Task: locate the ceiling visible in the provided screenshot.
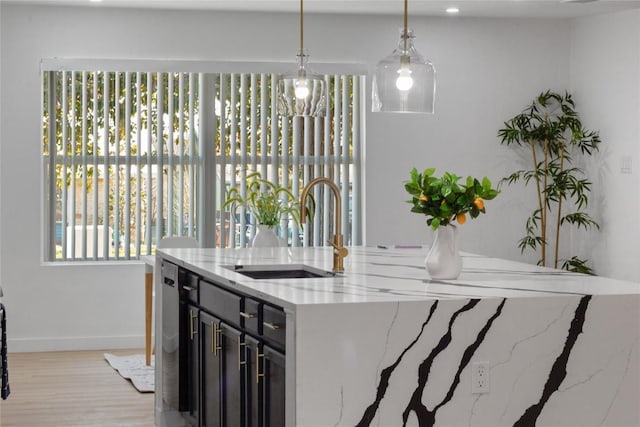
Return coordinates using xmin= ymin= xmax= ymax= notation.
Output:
xmin=7 ymin=0 xmax=640 ymax=19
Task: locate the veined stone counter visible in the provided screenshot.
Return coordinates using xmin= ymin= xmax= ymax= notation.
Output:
xmin=155 ymin=246 xmax=640 ymax=427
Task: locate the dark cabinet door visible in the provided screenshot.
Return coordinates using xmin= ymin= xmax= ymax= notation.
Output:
xmin=184 ymin=304 xmax=200 ymax=426
xmin=243 ymin=335 xmax=262 ymax=427
xmin=175 ymin=275 xmax=287 ymax=427
xmin=200 ymin=314 xmax=248 ymax=427
xmin=263 ymin=345 xmax=285 ymax=427
xmin=200 ymin=312 xmax=222 ymax=427
xmin=220 ymin=323 xmax=244 ymax=427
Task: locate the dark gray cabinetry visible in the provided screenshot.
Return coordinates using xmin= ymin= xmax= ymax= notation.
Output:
xmin=262 ymin=345 xmax=285 ymax=426
xmin=200 ymin=312 xmax=223 ymax=427
xmin=184 ymin=303 xmax=200 ymax=426
xmin=162 ymin=260 xmax=286 ymax=427
xmin=219 ymin=323 xmax=244 ymax=426
xmin=200 ymin=310 xmax=245 ymax=427
xmin=244 ymin=335 xmax=261 ymax=427
xmin=243 ymin=336 xmax=285 ymax=427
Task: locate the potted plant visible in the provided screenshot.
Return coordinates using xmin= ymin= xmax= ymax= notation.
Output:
xmin=498 ymin=90 xmax=600 ymax=274
xmin=223 ymin=172 xmax=302 ymax=247
xmin=404 ymin=168 xmax=499 ymax=279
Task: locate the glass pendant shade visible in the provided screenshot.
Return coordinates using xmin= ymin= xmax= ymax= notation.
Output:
xmin=277 ymin=53 xmax=326 ymax=117
xmin=372 ymin=28 xmax=436 ymax=113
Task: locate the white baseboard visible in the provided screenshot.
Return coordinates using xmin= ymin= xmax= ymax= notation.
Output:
xmin=8 ymin=335 xmax=147 ymax=353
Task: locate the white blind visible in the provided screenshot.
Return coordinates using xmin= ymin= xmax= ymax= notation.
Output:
xmin=42 ymin=68 xmax=364 ymax=261
xmin=217 ymin=73 xmax=364 ymax=248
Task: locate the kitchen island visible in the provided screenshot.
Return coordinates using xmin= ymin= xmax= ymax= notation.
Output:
xmin=154 ymin=246 xmax=640 ymax=427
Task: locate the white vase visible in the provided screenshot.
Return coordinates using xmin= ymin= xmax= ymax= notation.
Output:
xmin=251 ymin=225 xmax=283 ymax=248
xmin=425 ymin=225 xmax=462 ymax=280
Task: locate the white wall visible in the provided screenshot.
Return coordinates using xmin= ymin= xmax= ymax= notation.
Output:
xmin=569 ymin=10 xmax=640 ymax=281
xmin=365 ymin=17 xmax=569 ymax=258
xmin=1 ymin=3 xmax=631 ymax=352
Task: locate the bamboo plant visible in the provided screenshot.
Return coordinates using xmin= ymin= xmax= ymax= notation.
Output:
xmin=498 ymin=90 xmax=601 ymax=274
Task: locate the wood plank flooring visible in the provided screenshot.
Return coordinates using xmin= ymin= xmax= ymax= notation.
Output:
xmin=0 ymin=349 xmax=155 ymax=427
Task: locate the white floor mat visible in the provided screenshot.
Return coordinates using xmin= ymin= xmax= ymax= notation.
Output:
xmin=104 ymin=353 xmax=154 ymax=393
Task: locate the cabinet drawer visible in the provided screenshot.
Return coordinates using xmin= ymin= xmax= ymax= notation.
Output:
xmin=262 ymin=305 xmax=286 ymax=350
xmin=200 ymin=280 xmax=242 ymax=327
xmin=242 ymin=298 xmax=261 ymax=335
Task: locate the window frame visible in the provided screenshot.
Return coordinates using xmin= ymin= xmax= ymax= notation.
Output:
xmin=41 ymin=59 xmax=367 ymax=262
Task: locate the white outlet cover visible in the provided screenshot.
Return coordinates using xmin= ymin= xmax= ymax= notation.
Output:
xmin=471 ymin=361 xmax=490 ymax=394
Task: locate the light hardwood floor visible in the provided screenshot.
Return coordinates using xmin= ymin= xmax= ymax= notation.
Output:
xmin=0 ymin=349 xmax=155 ymax=427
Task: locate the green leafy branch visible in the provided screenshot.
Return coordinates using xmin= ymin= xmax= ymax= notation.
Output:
xmin=404 ymin=168 xmax=499 ymax=230
xmin=498 ymin=90 xmax=601 ymax=274
xmin=223 ymin=172 xmax=304 ymax=228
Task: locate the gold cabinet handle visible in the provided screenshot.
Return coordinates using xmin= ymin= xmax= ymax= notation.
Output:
xmin=211 ymin=322 xmax=216 ymax=355
xmin=238 ymin=340 xmax=246 ymax=370
xmin=239 ymin=311 xmax=256 ymax=319
xmin=256 ymin=350 xmax=264 ymax=384
xmin=183 ymin=285 xmax=195 ymax=292
xmin=189 ymin=310 xmax=198 ymax=340
xmin=263 ymin=321 xmax=280 ymax=330
xmin=212 ymin=323 xmax=222 ymax=356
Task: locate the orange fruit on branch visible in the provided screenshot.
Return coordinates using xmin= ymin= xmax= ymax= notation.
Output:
xmin=473 ymin=197 xmax=485 ymax=210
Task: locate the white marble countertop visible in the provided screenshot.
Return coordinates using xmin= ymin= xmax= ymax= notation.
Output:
xmin=157 ymin=246 xmax=640 ymax=310
xmin=155 ymin=246 xmax=640 ymax=426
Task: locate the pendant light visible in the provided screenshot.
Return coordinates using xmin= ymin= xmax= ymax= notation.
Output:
xmin=372 ymin=0 xmax=436 ymax=113
xmin=277 ymin=0 xmax=326 ymax=117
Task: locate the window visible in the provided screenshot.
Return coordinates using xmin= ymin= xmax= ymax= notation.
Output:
xmin=42 ymin=61 xmax=364 ymax=261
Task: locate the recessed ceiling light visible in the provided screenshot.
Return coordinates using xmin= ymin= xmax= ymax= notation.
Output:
xmin=446 ymin=7 xmax=460 ymax=14
xmin=90 ymin=0 xmax=103 ymax=3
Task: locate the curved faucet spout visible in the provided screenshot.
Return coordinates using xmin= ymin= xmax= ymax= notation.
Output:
xmin=300 ymin=177 xmax=348 ymax=272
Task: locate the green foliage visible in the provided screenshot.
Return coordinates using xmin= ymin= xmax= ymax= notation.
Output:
xmin=498 ymin=90 xmax=601 ymax=273
xmin=561 ymin=256 xmax=596 ymax=276
xmin=223 ymin=172 xmax=303 ymax=228
xmin=404 ymin=168 xmax=499 ymax=229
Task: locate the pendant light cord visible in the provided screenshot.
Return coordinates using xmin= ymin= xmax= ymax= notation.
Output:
xmin=299 ymin=0 xmax=304 ymax=56
xmin=403 ymin=0 xmax=408 ymax=52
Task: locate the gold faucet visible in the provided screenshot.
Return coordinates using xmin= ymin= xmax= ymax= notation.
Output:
xmin=299 ymin=177 xmax=349 ymax=273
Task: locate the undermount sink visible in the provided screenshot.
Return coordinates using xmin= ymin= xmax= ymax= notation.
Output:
xmin=226 ymin=264 xmax=337 ymax=280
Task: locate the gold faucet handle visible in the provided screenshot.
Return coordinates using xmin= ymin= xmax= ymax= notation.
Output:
xmin=327 ymin=239 xmax=348 ymax=258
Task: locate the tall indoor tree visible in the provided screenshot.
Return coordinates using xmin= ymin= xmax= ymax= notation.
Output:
xmin=498 ymin=90 xmax=601 ymax=274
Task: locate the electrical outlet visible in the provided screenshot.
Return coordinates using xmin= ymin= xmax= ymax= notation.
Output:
xmin=471 ymin=361 xmax=490 ymax=394
xmin=621 ymin=156 xmax=633 ymax=174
